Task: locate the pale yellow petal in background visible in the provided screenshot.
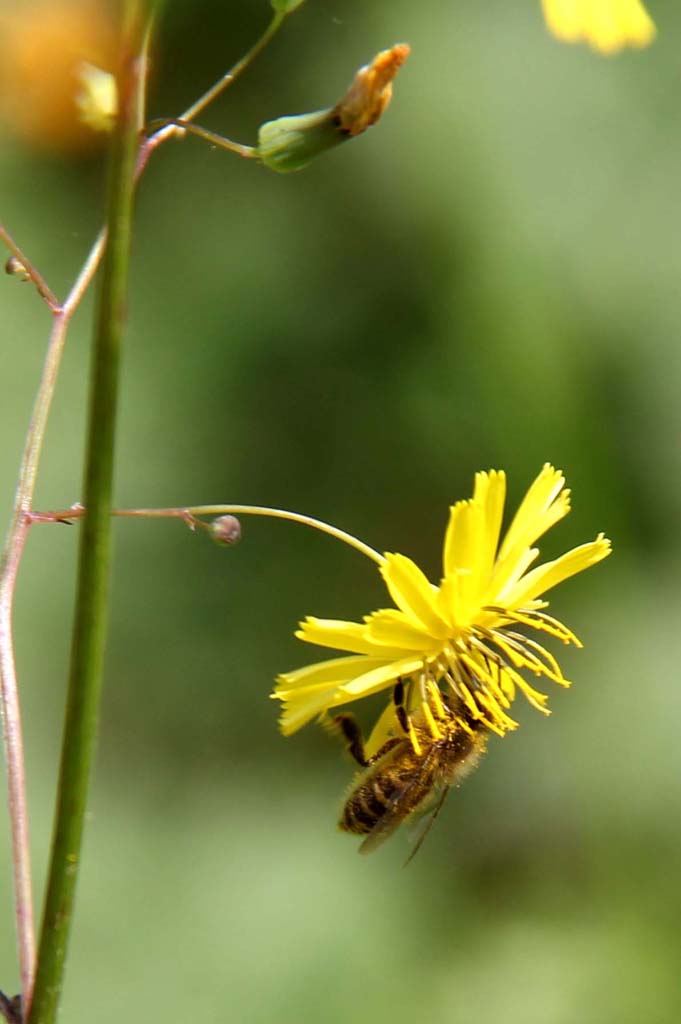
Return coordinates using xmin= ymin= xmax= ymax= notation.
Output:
xmin=542 ymin=0 xmax=656 ymax=53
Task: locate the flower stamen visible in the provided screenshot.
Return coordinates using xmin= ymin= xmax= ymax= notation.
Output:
xmin=421 ymin=699 xmax=443 ymax=740
xmin=273 ymin=466 xmax=611 ymax=749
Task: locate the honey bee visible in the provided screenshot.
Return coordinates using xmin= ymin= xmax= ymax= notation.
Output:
xmin=332 ymin=680 xmax=486 ymax=860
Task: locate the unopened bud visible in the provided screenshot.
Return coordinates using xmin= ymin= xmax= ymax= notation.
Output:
xmin=75 ymin=62 xmax=117 ymax=132
xmin=5 ymin=256 xmax=30 ymax=281
xmin=257 ymin=43 xmax=410 ymax=173
xmin=210 ymin=515 xmax=242 ymax=547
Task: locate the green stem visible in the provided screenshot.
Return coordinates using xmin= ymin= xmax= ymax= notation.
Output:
xmin=146 ymin=119 xmax=256 ymax=159
xmin=29 ymin=503 xmax=387 ymax=567
xmin=179 ymin=11 xmax=285 ymax=122
xmin=27 ymin=5 xmax=145 ymax=1022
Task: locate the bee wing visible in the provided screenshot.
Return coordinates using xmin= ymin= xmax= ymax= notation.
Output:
xmin=358 ymin=748 xmax=439 ymax=856
xmin=402 ymin=785 xmax=451 ymax=867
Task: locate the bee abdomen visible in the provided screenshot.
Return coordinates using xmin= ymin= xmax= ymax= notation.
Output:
xmin=339 ymin=775 xmax=399 ymax=835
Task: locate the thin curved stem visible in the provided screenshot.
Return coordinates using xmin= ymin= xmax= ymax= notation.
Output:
xmin=31 ymin=503 xmax=387 ymax=567
xmin=0 ymin=304 xmax=75 ymax=1000
xmin=179 ymin=10 xmax=286 ymax=123
xmin=146 ymin=119 xmax=256 ymax=159
xmin=0 ymin=518 xmax=32 ymax=1005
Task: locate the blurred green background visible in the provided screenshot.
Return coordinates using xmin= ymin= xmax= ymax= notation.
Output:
xmin=1 ymin=0 xmax=680 ymax=1021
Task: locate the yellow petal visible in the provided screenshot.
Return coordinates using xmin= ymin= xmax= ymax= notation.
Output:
xmin=472 ymin=469 xmax=507 ymax=584
xmin=380 ymin=553 xmax=450 ymax=637
xmin=275 ymin=654 xmax=386 ymax=691
xmin=295 ymin=617 xmax=404 ymax=657
xmin=506 ymin=534 xmax=612 ymax=607
xmin=498 ymin=464 xmax=568 ymax=561
xmin=364 ymin=699 xmax=402 ymax=760
xmin=483 ymin=545 xmax=540 ymax=611
xmin=278 ymin=686 xmax=343 ymax=734
xmin=541 ymin=0 xmax=656 ymax=54
xmin=443 ymin=470 xmax=508 ymax=618
xmin=339 ymin=654 xmax=426 ymax=698
xmin=443 ymin=499 xmax=475 ymax=579
xmin=365 ymin=608 xmax=440 ymax=651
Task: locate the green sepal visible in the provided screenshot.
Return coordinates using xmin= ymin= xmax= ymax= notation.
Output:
xmin=256 ymin=108 xmax=345 ymax=173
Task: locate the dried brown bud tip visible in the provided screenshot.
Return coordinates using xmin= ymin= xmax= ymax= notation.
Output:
xmin=334 ymin=43 xmax=411 ymax=137
xmin=210 ymin=515 xmax=242 ymax=547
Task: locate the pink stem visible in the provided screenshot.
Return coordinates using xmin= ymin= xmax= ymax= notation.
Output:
xmin=0 ymin=517 xmax=32 ymax=1002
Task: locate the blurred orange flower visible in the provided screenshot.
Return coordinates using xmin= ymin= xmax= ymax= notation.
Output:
xmin=0 ymin=0 xmax=117 ymax=153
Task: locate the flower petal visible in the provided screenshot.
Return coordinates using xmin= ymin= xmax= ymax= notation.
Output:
xmin=542 ymin=0 xmax=656 ymax=53
xmin=498 ymin=464 xmax=568 ymax=560
xmin=443 ymin=470 xmax=508 ymax=618
xmin=277 ymin=686 xmax=344 ymax=735
xmin=505 ymin=534 xmax=612 ymax=607
xmin=295 ymin=617 xmax=404 ymax=657
xmin=365 ymin=608 xmax=440 ymax=651
xmin=380 ymin=553 xmax=450 ymax=637
xmin=339 ymin=654 xmax=426 ymax=698
xmin=275 ymin=654 xmax=386 ymax=690
xmin=364 ymin=699 xmax=402 ymax=760
xmin=473 ymin=469 xmax=507 ymax=584
xmin=274 ymin=654 xmax=393 ymax=734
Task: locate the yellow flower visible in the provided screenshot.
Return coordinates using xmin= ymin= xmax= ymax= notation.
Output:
xmin=541 ymin=0 xmax=656 ymax=54
xmin=273 ymin=465 xmax=611 ymax=753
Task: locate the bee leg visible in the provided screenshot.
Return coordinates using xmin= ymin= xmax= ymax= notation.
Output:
xmin=333 ymin=713 xmax=369 ymax=767
xmin=393 ymin=679 xmax=409 ymax=735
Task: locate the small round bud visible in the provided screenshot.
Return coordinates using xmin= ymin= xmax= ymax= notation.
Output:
xmin=210 ymin=515 xmax=242 ymax=547
xmin=5 ymin=256 xmax=30 ymax=281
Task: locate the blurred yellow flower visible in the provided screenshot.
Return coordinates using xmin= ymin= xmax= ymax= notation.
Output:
xmin=541 ymin=0 xmax=656 ymax=53
xmin=273 ymin=465 xmax=610 ymax=753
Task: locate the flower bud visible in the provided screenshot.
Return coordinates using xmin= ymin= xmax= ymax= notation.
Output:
xmin=75 ymin=62 xmax=117 ymax=132
xmin=257 ymin=43 xmax=410 ymax=173
xmin=4 ymin=256 xmax=30 ymax=281
xmin=210 ymin=515 xmax=242 ymax=547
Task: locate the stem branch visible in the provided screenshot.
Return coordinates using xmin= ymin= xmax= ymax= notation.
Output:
xmin=180 ymin=11 xmax=285 ymax=123
xmin=30 ymin=503 xmax=387 ymax=567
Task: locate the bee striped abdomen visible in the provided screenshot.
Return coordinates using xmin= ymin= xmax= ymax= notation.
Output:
xmin=340 ymin=771 xmax=404 ymax=835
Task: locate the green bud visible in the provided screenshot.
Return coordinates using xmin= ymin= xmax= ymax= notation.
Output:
xmin=256 ymin=44 xmax=410 ymax=174
xmin=257 ymin=108 xmax=344 ymax=173
xmin=271 ymin=0 xmax=306 ymax=13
